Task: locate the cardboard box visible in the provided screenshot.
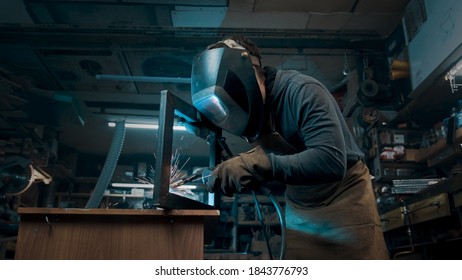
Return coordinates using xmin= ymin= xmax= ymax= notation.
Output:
xmin=404 ymin=148 xmax=419 ymax=162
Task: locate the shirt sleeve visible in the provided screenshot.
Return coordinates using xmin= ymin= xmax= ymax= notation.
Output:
xmin=269 ymin=82 xmax=347 ymax=185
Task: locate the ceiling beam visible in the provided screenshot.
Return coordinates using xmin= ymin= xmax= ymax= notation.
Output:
xmin=0 ymin=24 xmax=386 ymax=51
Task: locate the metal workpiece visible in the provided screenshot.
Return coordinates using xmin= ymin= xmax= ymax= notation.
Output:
xmin=153 ymin=90 xmax=220 ymax=210
xmin=169 ymin=173 xmax=201 ymax=189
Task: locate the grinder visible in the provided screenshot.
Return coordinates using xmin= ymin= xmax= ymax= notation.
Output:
xmin=0 ymin=156 xmax=52 ymax=196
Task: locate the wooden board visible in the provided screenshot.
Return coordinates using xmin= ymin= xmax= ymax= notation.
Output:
xmin=15 ymin=208 xmax=219 ymax=260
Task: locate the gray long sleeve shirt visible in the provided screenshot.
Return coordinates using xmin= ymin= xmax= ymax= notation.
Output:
xmin=263 ymin=67 xmax=364 ymax=189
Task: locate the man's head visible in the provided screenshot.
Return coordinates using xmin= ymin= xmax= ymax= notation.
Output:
xmin=206 ymin=35 xmax=262 ymax=67
xmin=190 ymin=35 xmax=264 ymax=142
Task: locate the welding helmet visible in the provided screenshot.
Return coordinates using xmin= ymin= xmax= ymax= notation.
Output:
xmin=191 ymin=41 xmax=263 ymax=142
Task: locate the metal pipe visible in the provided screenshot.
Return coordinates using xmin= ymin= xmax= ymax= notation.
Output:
xmin=95 ymin=74 xmax=191 ymax=84
xmin=85 ymin=120 xmax=126 ymax=208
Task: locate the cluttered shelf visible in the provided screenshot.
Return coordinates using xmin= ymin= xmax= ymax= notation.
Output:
xmin=372 ymin=124 xmax=462 ymax=183
xmin=379 ymin=173 xmax=462 ymax=217
xmin=375 ymin=127 xmax=462 ymax=226
xmin=375 ymin=125 xmax=462 ymax=247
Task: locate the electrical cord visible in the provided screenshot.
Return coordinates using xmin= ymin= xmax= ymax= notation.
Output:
xmin=204 ymin=171 xmax=287 ymax=259
xmin=259 ymin=186 xmax=286 ymax=260
xmin=212 ymin=137 xmax=286 ymax=259
xmin=252 ymin=190 xmax=273 ymax=260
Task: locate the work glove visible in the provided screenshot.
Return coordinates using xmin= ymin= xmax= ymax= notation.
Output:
xmin=207 ymin=146 xmax=272 ymax=196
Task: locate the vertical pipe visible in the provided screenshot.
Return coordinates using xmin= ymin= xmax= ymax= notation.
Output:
xmin=85 ymin=120 xmax=125 ymax=208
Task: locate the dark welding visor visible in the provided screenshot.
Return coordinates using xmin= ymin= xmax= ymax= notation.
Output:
xmin=191 ymin=47 xmax=263 ymax=142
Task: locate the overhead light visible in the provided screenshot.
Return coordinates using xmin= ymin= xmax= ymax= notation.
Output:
xmin=108 ymin=122 xmax=186 ymax=131
xmin=111 ymin=183 xmax=197 ymax=190
xmin=111 ymin=183 xmax=153 ymax=188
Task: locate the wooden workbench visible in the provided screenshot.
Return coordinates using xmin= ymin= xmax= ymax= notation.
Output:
xmin=15 ymin=207 xmax=219 ymax=260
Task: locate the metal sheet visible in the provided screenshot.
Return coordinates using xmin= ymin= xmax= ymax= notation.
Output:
xmin=153 ymin=90 xmax=218 ymax=209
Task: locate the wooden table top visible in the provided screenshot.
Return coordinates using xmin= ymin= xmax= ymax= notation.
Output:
xmin=17 ymin=207 xmax=220 ymax=217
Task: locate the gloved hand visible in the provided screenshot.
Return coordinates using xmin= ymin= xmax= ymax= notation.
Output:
xmin=207 ymin=146 xmax=272 ymax=196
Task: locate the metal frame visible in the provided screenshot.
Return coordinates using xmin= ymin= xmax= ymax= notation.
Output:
xmin=153 ymin=90 xmax=220 ymax=209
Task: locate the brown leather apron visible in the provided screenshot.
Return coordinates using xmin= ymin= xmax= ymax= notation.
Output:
xmin=253 ymin=123 xmax=389 ymax=259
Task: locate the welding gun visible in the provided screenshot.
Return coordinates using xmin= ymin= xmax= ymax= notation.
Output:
xmin=200 ymin=168 xmax=216 ymax=193
xmin=169 ymin=167 xmax=216 ymax=189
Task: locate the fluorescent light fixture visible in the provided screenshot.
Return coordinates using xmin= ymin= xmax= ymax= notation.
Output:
xmin=111 ymin=182 xmax=197 ymax=190
xmin=108 ymin=122 xmax=186 ymax=131
xmin=111 ymin=183 xmax=153 ymax=188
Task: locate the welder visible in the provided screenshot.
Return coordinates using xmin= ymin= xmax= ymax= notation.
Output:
xmin=190 ymin=35 xmax=389 ymax=259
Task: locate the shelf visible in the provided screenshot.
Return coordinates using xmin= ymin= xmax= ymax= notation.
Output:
xmin=427 ymin=145 xmax=462 ymax=168
xmin=237 ymin=221 xmax=281 ymax=226
xmin=368 ymin=125 xmax=430 ymax=182
xmin=372 ymin=155 xmax=432 ymax=183
xmin=414 ymin=127 xmax=462 ymax=168
xmin=104 ymin=194 xmax=145 ymax=198
xmin=392 ymin=42 xmax=462 ymax=125
xmin=379 ymin=173 xmax=462 ymax=213
xmin=380 ymin=161 xmax=427 ymax=168
xmin=371 ymin=125 xmax=462 ymax=182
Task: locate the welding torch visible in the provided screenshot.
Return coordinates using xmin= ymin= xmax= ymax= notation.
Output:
xmin=169 ymin=168 xmax=215 ymax=189
xmin=170 ymin=164 xmax=285 ymax=259
xmin=168 ymin=135 xmax=230 ymax=189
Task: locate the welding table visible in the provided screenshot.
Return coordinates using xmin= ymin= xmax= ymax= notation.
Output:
xmin=15 ymin=207 xmax=219 ymax=259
